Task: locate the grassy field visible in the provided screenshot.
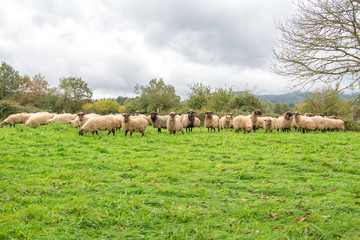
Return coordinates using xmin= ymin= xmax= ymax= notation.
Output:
xmin=0 ymin=123 xmax=359 ymax=239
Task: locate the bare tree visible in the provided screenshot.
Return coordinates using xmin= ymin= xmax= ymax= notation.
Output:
xmin=271 ymin=0 xmax=360 ymax=91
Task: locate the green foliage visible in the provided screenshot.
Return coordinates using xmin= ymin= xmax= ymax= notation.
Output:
xmin=57 ymin=77 xmax=93 ymax=112
xmin=273 ymin=102 xmax=291 ymax=114
xmin=0 ymin=125 xmax=359 ymax=239
xmin=0 ymin=99 xmax=41 ymax=120
xmin=297 ymin=84 xmax=351 ymax=118
xmin=206 ymin=87 xmax=235 ymax=112
xmin=0 ymin=61 xmax=21 ymax=100
xmin=82 ymin=103 xmax=94 ymax=113
xmin=186 ymin=82 xmax=212 ymax=110
xmin=344 ymin=121 xmax=360 ymax=132
xmin=93 ymin=99 xmax=120 ymax=114
xmin=134 ymin=78 xmax=180 ymax=113
xmin=232 ymin=91 xmax=263 ymax=112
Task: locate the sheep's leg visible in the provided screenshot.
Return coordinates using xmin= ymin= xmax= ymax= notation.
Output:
xmin=142 ymin=132 xmax=144 ymax=137
xmin=158 ymin=128 xmax=161 ymax=133
xmin=107 ymin=131 xmax=111 ymax=135
xmin=130 ymin=132 xmax=133 ymax=136
xmin=125 ymin=131 xmax=128 ymax=136
xmin=181 ymin=130 xmax=184 ymax=135
xmin=112 ymin=129 xmax=115 ymax=136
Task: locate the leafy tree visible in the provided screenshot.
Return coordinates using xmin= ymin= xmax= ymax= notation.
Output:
xmin=206 ymin=87 xmax=235 ymax=112
xmin=57 ymin=77 xmax=93 ymax=112
xmin=82 ymin=103 xmax=94 ymax=113
xmin=232 ymin=91 xmax=263 ymax=112
xmin=116 ymin=96 xmax=132 ymax=105
xmin=17 ymin=74 xmax=48 ymax=106
xmin=273 ymin=102 xmax=291 ymax=114
xmin=0 ymin=62 xmax=21 ymax=100
xmin=134 ymin=78 xmax=180 ymax=112
xmin=93 ymin=99 xmax=120 ymax=114
xmin=35 ymin=87 xmax=61 ymax=112
xmin=297 ymin=84 xmax=350 ymax=118
xmin=272 ymin=0 xmax=360 ymax=91
xmin=186 ymin=82 xmax=212 ymax=110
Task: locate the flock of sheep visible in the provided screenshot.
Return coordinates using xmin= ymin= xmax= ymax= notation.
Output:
xmin=1 ymin=109 xmax=346 ymax=136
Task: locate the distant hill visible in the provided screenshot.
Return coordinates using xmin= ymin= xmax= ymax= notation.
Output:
xmin=257 ymin=92 xmax=304 ymax=104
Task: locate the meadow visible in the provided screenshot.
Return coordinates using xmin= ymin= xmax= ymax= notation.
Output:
xmin=0 ymin=123 xmax=359 ymax=239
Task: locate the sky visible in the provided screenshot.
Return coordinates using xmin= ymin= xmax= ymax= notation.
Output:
xmin=0 ymin=0 xmax=295 ymax=99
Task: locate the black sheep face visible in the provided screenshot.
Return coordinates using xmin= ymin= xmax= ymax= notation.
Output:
xmin=170 ymin=113 xmax=176 ymax=118
xmin=150 ymin=112 xmax=158 ymax=120
xmin=206 ymin=112 xmax=213 ymax=118
xmin=77 ymin=112 xmax=85 ymax=120
xmin=122 ymin=113 xmax=130 ymax=121
xmin=254 ymin=110 xmax=262 ymax=116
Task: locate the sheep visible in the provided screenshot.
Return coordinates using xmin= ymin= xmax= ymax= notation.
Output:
xmin=291 ymin=117 xmax=298 ymax=131
xmin=220 ymin=113 xmax=234 ymax=130
xmin=263 ymin=118 xmax=273 ymax=133
xmin=112 ymin=114 xmax=124 ymax=130
xmin=71 ymin=113 xmax=100 ymax=128
xmin=331 ymin=118 xmax=345 ymax=132
xmin=204 ymin=111 xmax=220 ymax=132
xmin=79 ymin=115 xmax=118 ymax=136
xmin=166 ymin=112 xmax=184 ymax=134
xmin=304 ymin=113 xmax=313 ymax=117
xmin=293 ymin=112 xmax=316 ymax=133
xmin=276 ymin=112 xmax=293 ymax=132
xmin=248 ymin=110 xmax=262 ymax=132
xmin=46 ymin=113 xmax=77 ymax=124
xmin=150 ymin=111 xmax=169 ymax=133
xmin=233 ymin=115 xmax=253 ymax=133
xmin=180 ymin=110 xmax=196 ymax=132
xmin=194 ymin=117 xmax=201 ymax=128
xmin=24 ymin=112 xmax=55 ymax=127
xmin=121 ymin=113 xmax=148 ymax=137
xmin=256 ymin=117 xmax=266 ymax=130
xmin=1 ymin=113 xmax=32 ymax=127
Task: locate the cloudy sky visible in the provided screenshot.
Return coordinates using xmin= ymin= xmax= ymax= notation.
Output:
xmin=0 ymin=0 xmax=295 ymax=99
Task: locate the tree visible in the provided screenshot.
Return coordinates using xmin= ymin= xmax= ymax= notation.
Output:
xmin=206 ymin=87 xmax=235 ymax=112
xmin=186 ymin=82 xmax=212 ymax=110
xmin=0 ymin=62 xmax=21 ymax=100
xmin=134 ymin=78 xmax=180 ymax=112
xmin=93 ymin=99 xmax=120 ymax=114
xmin=296 ymin=84 xmax=351 ymax=118
xmin=17 ymin=74 xmax=48 ymax=106
xmin=272 ymin=0 xmax=360 ymax=91
xmin=232 ymin=91 xmax=263 ymax=112
xmin=57 ymin=77 xmax=93 ymax=112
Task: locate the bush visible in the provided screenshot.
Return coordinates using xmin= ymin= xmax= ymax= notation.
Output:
xmin=344 ymin=121 xmax=360 ymax=132
xmin=0 ymin=100 xmax=41 ymax=120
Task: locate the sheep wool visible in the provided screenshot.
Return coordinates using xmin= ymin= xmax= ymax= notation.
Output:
xmin=233 ymin=116 xmax=253 ymax=133
xmin=121 ymin=113 xmax=148 ymax=137
xmin=204 ymin=111 xmax=220 ymax=132
xmin=263 ymin=118 xmax=273 ymax=133
xmin=294 ymin=112 xmax=316 ymax=133
xmin=79 ymin=115 xmax=118 ymax=136
xmin=180 ymin=110 xmax=196 ymax=132
xmin=1 ymin=113 xmax=32 ymax=127
xmin=276 ymin=112 xmax=292 ymax=132
xmin=47 ymin=113 xmax=77 ymax=124
xmin=167 ymin=112 xmax=184 ymax=134
xmin=25 ymin=112 xmax=54 ymax=127
xmin=150 ymin=111 xmax=169 ymax=133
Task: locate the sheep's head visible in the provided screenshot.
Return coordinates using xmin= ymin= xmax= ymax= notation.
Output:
xmin=253 ymin=109 xmax=262 ymax=117
xmin=228 ymin=113 xmax=234 ymax=119
xmin=264 ymin=118 xmax=272 ymax=126
xmin=187 ymin=110 xmax=195 ymax=121
xmin=1 ymin=121 xmax=6 ymax=127
xmin=205 ymin=111 xmax=213 ymax=119
xmin=122 ymin=113 xmax=131 ymax=122
xmin=294 ymin=112 xmax=301 ymax=118
xmin=284 ymin=111 xmax=292 ymax=120
xmin=225 ymin=115 xmax=231 ymax=123
xmin=77 ymin=112 xmax=85 ymax=120
xmin=134 ymin=110 xmax=140 ymax=116
xmin=79 ymin=128 xmax=85 ymax=135
xmin=304 ymin=113 xmax=313 ymax=117
xmin=169 ymin=112 xmax=177 ymax=119
xmin=150 ymin=111 xmax=158 ymax=120
xmin=246 ymin=126 xmax=252 ymax=133
xmin=317 ymin=113 xmax=324 ymax=117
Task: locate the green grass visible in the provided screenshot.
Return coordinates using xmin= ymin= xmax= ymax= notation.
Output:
xmin=0 ymin=123 xmax=359 ymax=239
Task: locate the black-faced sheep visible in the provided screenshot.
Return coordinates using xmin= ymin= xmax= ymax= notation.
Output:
xmin=233 ymin=110 xmax=262 ymax=133
xmin=150 ymin=111 xmax=169 ymax=133
xmin=121 ymin=113 xmax=148 ymax=137
xmin=180 ymin=110 xmax=196 ymax=132
xmin=167 ymin=112 xmax=184 ymax=134
xmin=1 ymin=113 xmax=32 ymax=127
xmin=249 ymin=109 xmax=262 ymax=131
xmin=276 ymin=112 xmax=293 ymax=132
xmin=204 ymin=111 xmax=220 ymax=132
xmin=294 ymin=112 xmax=316 ymax=133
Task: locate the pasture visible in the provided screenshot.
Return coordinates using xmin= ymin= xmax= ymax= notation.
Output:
xmin=0 ymin=124 xmax=359 ymax=239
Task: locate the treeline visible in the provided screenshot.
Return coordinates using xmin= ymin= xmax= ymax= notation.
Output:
xmin=1 ymin=61 xmax=358 ymax=120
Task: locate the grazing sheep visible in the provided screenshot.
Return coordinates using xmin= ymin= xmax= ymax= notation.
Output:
xmin=293 ymin=112 xmax=316 ymax=133
xmin=233 ymin=115 xmax=253 ymax=133
xmin=180 ymin=110 xmax=196 ymax=132
xmin=220 ymin=113 xmax=234 ymax=130
xmin=24 ymin=112 xmax=55 ymax=127
xmin=46 ymin=113 xmax=77 ymax=124
xmin=194 ymin=117 xmax=201 ymax=128
xmin=276 ymin=112 xmax=293 ymax=132
xmin=1 ymin=113 xmax=32 ymax=127
xmin=167 ymin=112 xmax=184 ymax=134
xmin=263 ymin=118 xmax=273 ymax=133
xmin=79 ymin=115 xmax=118 ymax=136
xmin=71 ymin=113 xmax=100 ymax=128
xmin=204 ymin=111 xmax=220 ymax=132
xmin=121 ymin=113 xmax=148 ymax=137
xmin=331 ymin=118 xmax=345 ymax=132
xmin=150 ymin=112 xmax=169 ymax=133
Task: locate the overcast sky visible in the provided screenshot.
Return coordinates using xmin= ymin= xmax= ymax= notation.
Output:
xmin=0 ymin=0 xmax=295 ymax=99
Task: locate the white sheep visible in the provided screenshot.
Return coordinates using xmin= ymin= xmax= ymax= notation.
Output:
xmin=293 ymin=112 xmax=316 ymax=133
xmin=1 ymin=113 xmax=32 ymax=127
xmin=276 ymin=112 xmax=293 ymax=132
xmin=248 ymin=110 xmax=262 ymax=132
xmin=204 ymin=111 xmax=220 ymax=132
xmin=233 ymin=115 xmax=253 ymax=133
xmin=78 ymin=115 xmax=119 ymax=135
xmin=167 ymin=112 xmax=184 ymax=134
xmin=121 ymin=113 xmax=148 ymax=137
xmin=219 ymin=113 xmax=234 ymax=130
xmin=150 ymin=111 xmax=169 ymax=133
xmin=263 ymin=118 xmax=273 ymax=133
xmin=46 ymin=113 xmax=77 ymax=124
xmin=71 ymin=113 xmax=100 ymax=128
xmin=24 ymin=112 xmax=55 ymax=127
